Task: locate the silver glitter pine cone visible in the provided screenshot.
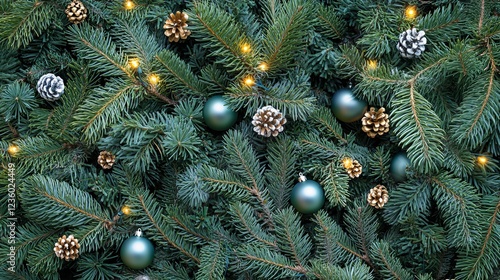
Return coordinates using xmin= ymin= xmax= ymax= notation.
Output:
xmin=37 ymin=73 xmax=65 ymax=101
xmin=251 ymin=105 xmax=287 ymax=137
xmin=397 ymin=28 xmax=427 ymax=58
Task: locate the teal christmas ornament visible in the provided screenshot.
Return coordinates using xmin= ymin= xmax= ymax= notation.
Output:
xmin=203 ymin=95 xmax=238 ymax=131
xmin=290 ymin=173 xmax=325 ymax=214
xmin=331 ymin=87 xmax=367 ymax=123
xmin=120 ymin=229 xmax=154 ymax=270
xmin=390 ymin=152 xmax=411 ymax=182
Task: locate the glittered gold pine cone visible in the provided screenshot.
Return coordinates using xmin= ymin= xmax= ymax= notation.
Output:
xmin=65 ymin=0 xmax=88 ymax=24
xmin=343 ymin=158 xmax=362 ymax=178
xmin=367 ymin=185 xmax=389 ymax=209
xmin=163 ymin=11 xmax=191 ymax=42
xmin=252 ymin=105 xmax=287 ymax=137
xmin=54 ymin=235 xmax=80 ymax=261
xmin=362 ymin=107 xmax=390 ymax=138
xmin=98 ymin=151 xmax=116 ymax=169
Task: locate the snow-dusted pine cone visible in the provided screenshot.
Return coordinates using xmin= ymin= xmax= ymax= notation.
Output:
xmin=37 ymin=74 xmax=65 ymax=101
xmin=396 ymin=28 xmax=427 ymax=58
xmin=135 ymin=276 xmax=150 ymax=280
xmin=54 ymin=235 xmax=80 ymax=261
xmin=65 ymin=0 xmax=88 ymax=24
xmin=252 ymin=105 xmax=287 ymax=137
xmin=98 ymin=151 xmax=116 ymax=169
xmin=361 ymin=107 xmax=390 ymax=138
xmin=343 ymin=158 xmax=362 ymax=178
xmin=367 ymin=185 xmax=389 ymax=209
xmin=163 ymin=11 xmax=191 ymax=42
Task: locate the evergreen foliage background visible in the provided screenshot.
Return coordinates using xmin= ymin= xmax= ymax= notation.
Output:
xmin=0 ymin=0 xmax=499 ymax=279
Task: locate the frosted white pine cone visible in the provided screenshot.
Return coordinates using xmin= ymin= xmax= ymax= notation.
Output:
xmin=251 ymin=105 xmax=287 ymax=137
xmin=396 ymin=28 xmax=427 ymax=58
xmin=37 ymin=73 xmax=65 ymax=101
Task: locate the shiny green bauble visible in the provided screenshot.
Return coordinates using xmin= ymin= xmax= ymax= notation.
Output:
xmin=290 ymin=180 xmax=325 ymax=214
xmin=390 ymin=152 xmax=411 ymax=182
xmin=120 ymin=231 xmax=154 ymax=270
xmin=331 ymin=88 xmax=367 ymax=123
xmin=203 ymin=95 xmax=238 ymax=131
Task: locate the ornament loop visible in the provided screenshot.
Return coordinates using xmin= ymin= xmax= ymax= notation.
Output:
xmin=135 ymin=228 xmax=143 ymax=237
xmin=298 ymin=173 xmax=307 ymax=182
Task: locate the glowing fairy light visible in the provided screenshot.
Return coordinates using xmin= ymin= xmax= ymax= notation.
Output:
xmin=124 ymin=0 xmax=135 ymax=10
xmin=7 ymin=144 xmax=19 ymax=156
xmin=243 ymin=76 xmax=255 ymax=87
xmin=405 ymin=5 xmax=417 ymax=19
xmin=128 ymin=58 xmax=140 ymax=70
xmin=147 ymin=74 xmax=159 ymax=85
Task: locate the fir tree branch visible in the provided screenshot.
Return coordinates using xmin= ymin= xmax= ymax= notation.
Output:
xmin=274 ymin=208 xmax=312 ymax=267
xmin=466 ymin=41 xmax=497 ymax=139
xmin=243 ymin=254 xmax=307 ymax=274
xmin=263 ymin=1 xmax=306 ymax=73
xmin=170 ymin=216 xmax=214 ymax=243
xmin=465 ymin=199 xmax=499 ymax=278
xmin=230 ymin=203 xmax=278 ymax=249
xmin=478 ymin=0 xmax=485 ymax=32
xmin=137 ymin=194 xmax=201 ymax=264
xmin=223 ymin=131 xmax=274 ymax=228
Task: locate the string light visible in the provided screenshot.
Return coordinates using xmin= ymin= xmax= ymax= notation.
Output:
xmin=258 ymin=62 xmax=268 ymax=72
xmin=477 ymin=156 xmax=488 ymax=166
xmin=366 ymin=59 xmax=378 ymax=70
xmin=7 ymin=144 xmax=19 ymax=156
xmin=240 ymin=43 xmax=251 ymax=54
xmin=124 ymin=0 xmax=135 ymax=10
xmin=128 ymin=58 xmax=140 ymax=70
xmin=342 ymin=157 xmax=354 ymax=169
xmin=121 ymin=205 xmax=132 ymax=215
xmin=405 ymin=5 xmax=417 ymax=19
xmin=147 ymin=74 xmax=159 ymax=85
xmin=243 ymin=76 xmax=255 ymax=87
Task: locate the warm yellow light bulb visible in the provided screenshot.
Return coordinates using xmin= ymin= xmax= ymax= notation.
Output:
xmin=342 ymin=158 xmax=354 ymax=169
xmin=367 ymin=59 xmax=378 ymax=70
xmin=258 ymin=62 xmax=268 ymax=72
xmin=124 ymin=0 xmax=135 ymax=10
xmin=128 ymin=58 xmax=140 ymax=70
xmin=405 ymin=5 xmax=417 ymax=19
xmin=121 ymin=205 xmax=132 ymax=215
xmin=148 ymin=74 xmax=159 ymax=85
xmin=477 ymin=156 xmax=488 ymax=166
xmin=240 ymin=43 xmax=251 ymax=54
xmin=7 ymin=144 xmax=19 ymax=156
xmin=243 ymin=76 xmax=255 ymax=87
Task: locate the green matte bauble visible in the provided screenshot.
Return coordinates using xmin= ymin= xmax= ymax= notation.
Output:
xmin=290 ymin=174 xmax=325 ymax=214
xmin=390 ymin=152 xmax=411 ymax=182
xmin=120 ymin=229 xmax=154 ymax=270
xmin=203 ymin=95 xmax=238 ymax=131
xmin=331 ymin=88 xmax=367 ymax=123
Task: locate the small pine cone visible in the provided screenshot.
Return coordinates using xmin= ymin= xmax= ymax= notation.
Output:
xmin=54 ymin=235 xmax=81 ymax=261
xmin=343 ymin=158 xmax=362 ymax=178
xmin=362 ymin=107 xmax=390 ymax=138
xmin=163 ymin=11 xmax=191 ymax=42
xmin=135 ymin=276 xmax=150 ymax=280
xmin=396 ymin=28 xmax=427 ymax=58
xmin=37 ymin=74 xmax=65 ymax=101
xmin=251 ymin=105 xmax=287 ymax=137
xmin=65 ymin=0 xmax=88 ymax=24
xmin=98 ymin=151 xmax=116 ymax=169
xmin=367 ymin=185 xmax=389 ymax=209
